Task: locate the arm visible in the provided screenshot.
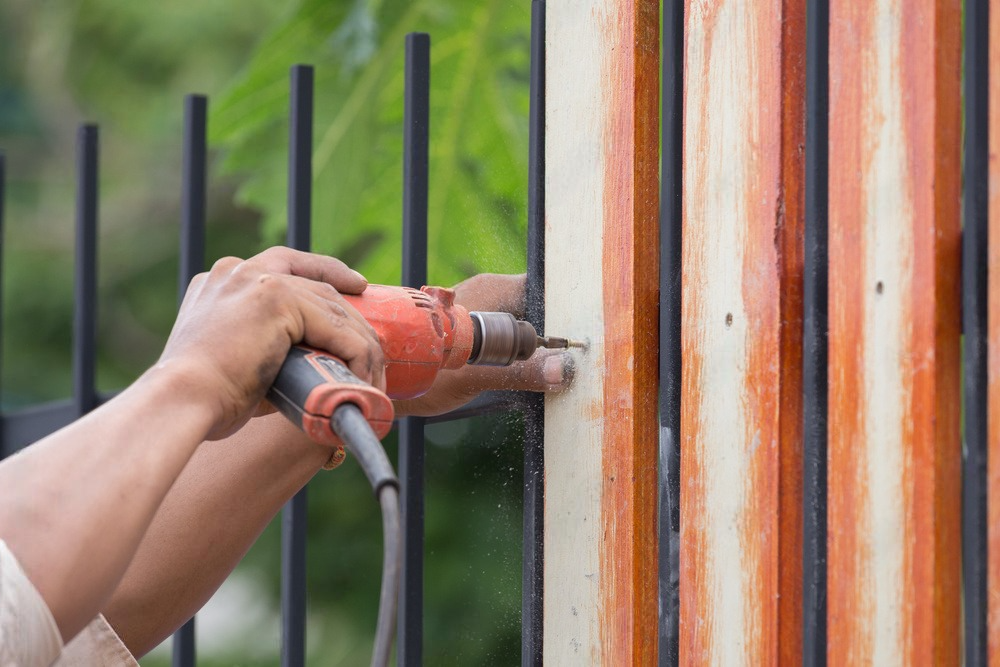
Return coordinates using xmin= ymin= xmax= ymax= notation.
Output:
xmin=100 ymin=273 xmax=572 ymax=656
xmin=0 ymin=247 xmax=383 ymax=644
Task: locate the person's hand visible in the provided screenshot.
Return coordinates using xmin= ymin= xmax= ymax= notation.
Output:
xmin=158 ymin=247 xmax=384 ymax=440
xmin=393 ymin=273 xmax=574 ymax=417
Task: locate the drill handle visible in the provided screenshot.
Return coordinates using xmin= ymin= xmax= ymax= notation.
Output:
xmin=267 ymin=346 xmax=395 ymax=447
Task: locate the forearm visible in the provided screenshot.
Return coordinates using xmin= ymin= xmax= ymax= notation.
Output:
xmin=102 ymin=413 xmax=330 ymax=656
xmin=0 ymin=362 xmax=216 ymax=643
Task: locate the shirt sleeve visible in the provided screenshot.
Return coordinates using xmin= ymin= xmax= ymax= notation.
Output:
xmin=54 ymin=615 xmax=138 ymax=667
xmin=0 ymin=539 xmax=63 ymax=667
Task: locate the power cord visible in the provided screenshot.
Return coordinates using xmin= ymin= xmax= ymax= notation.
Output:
xmin=330 ymin=403 xmax=401 ymax=667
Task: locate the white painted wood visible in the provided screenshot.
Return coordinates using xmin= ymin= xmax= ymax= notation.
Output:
xmin=543 ymin=2 xmax=608 ymax=663
xmin=861 ymin=2 xmax=911 ymax=660
xmin=682 ymin=2 xmax=759 ymax=661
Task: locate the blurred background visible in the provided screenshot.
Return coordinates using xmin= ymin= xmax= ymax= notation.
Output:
xmin=0 ymin=0 xmax=534 ymax=663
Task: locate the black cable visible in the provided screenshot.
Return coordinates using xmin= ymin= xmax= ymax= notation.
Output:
xmin=330 ymin=404 xmax=401 ymax=667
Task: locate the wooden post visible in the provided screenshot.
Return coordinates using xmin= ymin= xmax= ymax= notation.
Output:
xmin=827 ymin=0 xmax=962 ymax=664
xmin=543 ymin=0 xmax=659 ymax=663
xmin=679 ymin=0 xmax=806 ymax=663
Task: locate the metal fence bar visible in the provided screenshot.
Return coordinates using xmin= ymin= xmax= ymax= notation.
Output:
xmin=179 ymin=94 xmax=208 ymax=302
xmin=963 ymin=0 xmax=990 ymax=661
xmin=522 ymin=3 xmax=545 ymax=665
xmin=802 ymin=0 xmax=829 ymax=664
xmin=281 ymin=64 xmax=313 ymax=667
xmin=171 ymin=93 xmax=208 ymax=667
xmin=398 ymin=32 xmax=429 ymax=667
xmin=0 ymin=152 xmax=5 ymax=432
xmin=74 ymin=125 xmax=99 ymax=418
xmin=657 ymin=0 xmax=682 ymax=663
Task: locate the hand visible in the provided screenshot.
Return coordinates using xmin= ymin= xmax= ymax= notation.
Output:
xmin=158 ymin=247 xmax=384 ymax=440
xmin=393 ymin=273 xmax=574 ymax=417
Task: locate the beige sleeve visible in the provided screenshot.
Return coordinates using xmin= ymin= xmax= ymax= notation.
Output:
xmin=0 ymin=539 xmax=138 ymax=667
xmin=0 ymin=539 xmax=62 ymax=667
xmin=54 ymin=615 xmax=138 ymax=667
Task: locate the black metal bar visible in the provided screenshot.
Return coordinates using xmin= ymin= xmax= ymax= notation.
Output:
xmin=802 ymin=0 xmax=830 ymax=664
xmin=172 ymin=93 xmax=208 ymax=667
xmin=522 ymin=3 xmax=545 ymax=665
xmin=286 ymin=66 xmax=313 ymax=253
xmin=658 ymin=0 xmax=683 ymax=664
xmin=0 ymin=152 xmax=5 ymax=453
xmin=281 ymin=64 xmax=313 ymax=667
xmin=398 ymin=32 xmax=429 ymax=667
xmin=74 ymin=125 xmax=99 ymax=418
xmin=963 ymin=0 xmax=990 ymax=662
xmin=179 ymin=94 xmax=207 ymax=301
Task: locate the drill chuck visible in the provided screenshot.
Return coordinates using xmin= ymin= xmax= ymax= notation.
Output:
xmin=468 ymin=311 xmax=539 ymax=366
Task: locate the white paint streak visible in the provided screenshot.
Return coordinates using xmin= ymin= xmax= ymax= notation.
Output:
xmin=544 ymin=2 xmax=609 ymax=663
xmin=684 ymin=1 xmax=760 ymax=663
xmin=862 ymin=0 xmax=910 ymax=663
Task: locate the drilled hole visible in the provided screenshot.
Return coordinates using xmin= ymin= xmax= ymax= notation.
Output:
xmin=876 ymin=281 xmax=884 ymax=295
xmin=725 ymin=312 xmax=733 ymax=328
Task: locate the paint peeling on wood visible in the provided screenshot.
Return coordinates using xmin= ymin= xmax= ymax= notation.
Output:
xmin=545 ymin=0 xmax=659 ymax=664
xmin=827 ymin=0 xmax=962 ymax=664
xmin=680 ymin=0 xmax=804 ymax=664
xmin=598 ymin=0 xmax=660 ymax=664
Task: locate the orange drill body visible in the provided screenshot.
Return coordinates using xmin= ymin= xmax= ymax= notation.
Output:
xmin=342 ymin=284 xmax=474 ymax=400
xmin=268 ymin=283 xmax=571 ymax=449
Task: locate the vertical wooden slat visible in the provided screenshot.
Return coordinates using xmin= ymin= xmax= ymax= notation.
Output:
xmin=827 ymin=0 xmax=962 ymax=664
xmin=543 ymin=0 xmax=659 ymax=663
xmin=679 ymin=0 xmax=805 ymax=663
xmin=989 ymin=0 xmax=1000 ymax=658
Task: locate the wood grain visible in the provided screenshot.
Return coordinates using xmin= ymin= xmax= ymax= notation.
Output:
xmin=544 ymin=0 xmax=659 ymax=664
xmin=827 ymin=0 xmax=962 ymax=664
xmin=679 ymin=0 xmax=805 ymax=663
xmin=989 ymin=0 xmax=1000 ymax=659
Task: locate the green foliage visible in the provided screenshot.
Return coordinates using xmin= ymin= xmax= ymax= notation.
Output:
xmin=210 ymin=0 xmax=532 ymax=286
xmin=1 ymin=0 xmax=533 ymax=663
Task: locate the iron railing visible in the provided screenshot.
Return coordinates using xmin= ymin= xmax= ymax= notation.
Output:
xmin=0 ymin=8 xmax=547 ymax=666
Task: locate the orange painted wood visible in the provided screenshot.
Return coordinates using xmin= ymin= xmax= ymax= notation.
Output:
xmin=598 ymin=0 xmax=660 ymax=663
xmin=679 ymin=0 xmax=805 ymax=663
xmin=542 ymin=0 xmax=659 ymax=663
xmin=827 ymin=0 xmax=962 ymax=664
xmin=989 ymin=0 xmax=1000 ymax=660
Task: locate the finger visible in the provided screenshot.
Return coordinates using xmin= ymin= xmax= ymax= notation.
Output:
xmin=289 ymin=276 xmax=382 ymax=343
xmin=296 ymin=293 xmax=386 ymax=389
xmin=443 ymin=349 xmax=574 ymax=393
xmin=247 ymin=247 xmax=368 ymax=295
xmin=453 ymin=273 xmax=527 ymax=316
xmin=284 ymin=276 xmax=385 ymax=389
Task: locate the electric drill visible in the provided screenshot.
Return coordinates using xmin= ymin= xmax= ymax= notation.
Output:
xmin=267 ymin=284 xmax=581 ymax=447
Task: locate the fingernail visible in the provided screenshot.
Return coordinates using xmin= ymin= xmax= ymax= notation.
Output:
xmin=351 ymin=269 xmax=368 ymax=284
xmin=543 ymin=353 xmax=572 ymax=386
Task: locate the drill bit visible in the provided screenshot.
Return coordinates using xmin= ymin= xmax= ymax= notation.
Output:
xmin=537 ymin=336 xmax=587 ymax=350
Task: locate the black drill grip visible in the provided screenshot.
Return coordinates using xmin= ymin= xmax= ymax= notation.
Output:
xmin=267 ymin=346 xmax=394 ymax=447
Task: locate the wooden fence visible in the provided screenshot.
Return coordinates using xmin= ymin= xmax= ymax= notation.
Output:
xmin=542 ymin=0 xmax=994 ymax=664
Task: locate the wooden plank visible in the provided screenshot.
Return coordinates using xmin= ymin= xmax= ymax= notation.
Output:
xmin=827 ymin=0 xmax=962 ymax=664
xmin=543 ymin=0 xmax=659 ymax=663
xmin=989 ymin=0 xmax=1000 ymax=658
xmin=679 ymin=0 xmax=805 ymax=663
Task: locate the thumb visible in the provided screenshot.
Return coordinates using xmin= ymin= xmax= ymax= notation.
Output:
xmin=458 ymin=349 xmax=575 ymax=393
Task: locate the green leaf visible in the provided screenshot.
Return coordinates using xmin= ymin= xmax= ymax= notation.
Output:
xmin=210 ymin=0 xmax=531 ymax=286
